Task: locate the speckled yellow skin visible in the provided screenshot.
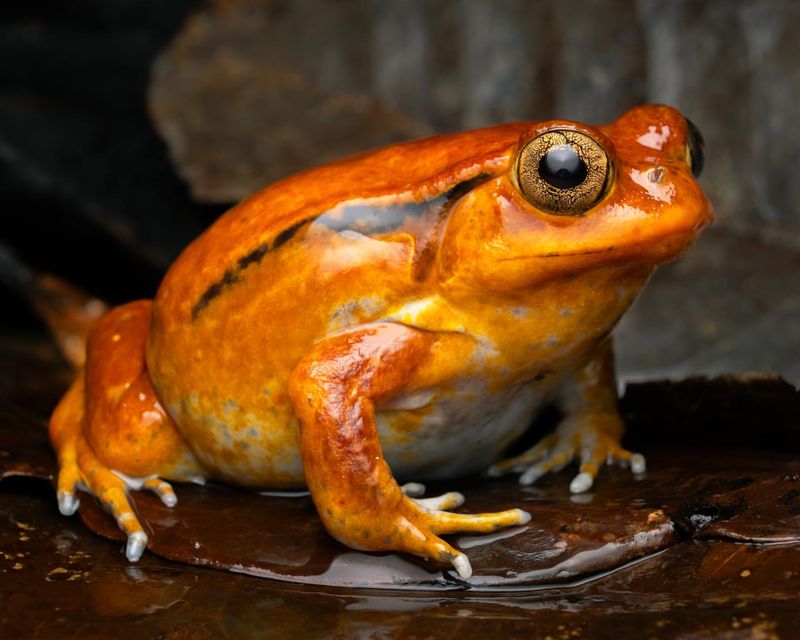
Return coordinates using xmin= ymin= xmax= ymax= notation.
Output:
xmin=49 ymin=105 xmax=711 ymax=577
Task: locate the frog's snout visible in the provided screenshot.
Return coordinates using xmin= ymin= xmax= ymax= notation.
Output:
xmin=685 ymin=118 xmax=705 ymax=178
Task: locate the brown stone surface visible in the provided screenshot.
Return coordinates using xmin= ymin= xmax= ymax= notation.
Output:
xmin=2 ymin=479 xmax=799 ymax=638
xmin=72 ymin=453 xmax=800 ymax=590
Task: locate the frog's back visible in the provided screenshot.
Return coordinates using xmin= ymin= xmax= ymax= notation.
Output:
xmin=154 ymin=123 xmax=525 ymax=328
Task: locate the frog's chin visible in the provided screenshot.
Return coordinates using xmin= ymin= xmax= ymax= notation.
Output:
xmin=621 ymin=225 xmax=709 ymax=266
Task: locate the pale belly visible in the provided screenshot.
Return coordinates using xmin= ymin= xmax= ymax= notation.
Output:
xmin=378 ymin=380 xmax=551 ymax=481
xmin=175 ymin=376 xmax=554 ymax=487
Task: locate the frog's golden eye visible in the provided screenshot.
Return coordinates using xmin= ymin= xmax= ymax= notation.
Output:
xmin=516 ymin=130 xmax=610 ymax=215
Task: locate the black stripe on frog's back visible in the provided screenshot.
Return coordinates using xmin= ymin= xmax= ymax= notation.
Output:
xmin=443 ymin=172 xmax=493 ymax=203
xmin=190 ymin=173 xmax=492 ymax=320
xmin=314 ymin=172 xmax=493 ymax=235
xmin=191 ymin=219 xmax=307 ymax=320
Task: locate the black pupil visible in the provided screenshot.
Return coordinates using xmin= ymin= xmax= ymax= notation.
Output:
xmin=538 ymin=144 xmax=588 ymax=189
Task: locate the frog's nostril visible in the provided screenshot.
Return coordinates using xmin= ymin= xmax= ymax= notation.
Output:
xmin=685 ymin=118 xmax=705 ymax=178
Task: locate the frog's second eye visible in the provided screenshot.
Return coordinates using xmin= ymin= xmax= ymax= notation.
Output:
xmin=685 ymin=118 xmax=705 ymax=178
xmin=517 ymin=130 xmax=609 ymax=215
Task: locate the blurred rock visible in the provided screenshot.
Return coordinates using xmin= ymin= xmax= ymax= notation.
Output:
xmin=148 ymin=0 xmax=433 ymax=203
xmin=455 ymin=0 xmax=554 ymax=128
xmin=739 ymin=0 xmax=800 ymax=240
xmin=554 ymin=0 xmax=647 ymax=122
xmin=616 ymin=227 xmax=800 ymax=386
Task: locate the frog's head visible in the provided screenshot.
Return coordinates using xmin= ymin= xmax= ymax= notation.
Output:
xmin=438 ymin=104 xmax=712 ymax=295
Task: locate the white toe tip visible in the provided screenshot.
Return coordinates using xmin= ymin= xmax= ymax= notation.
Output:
xmin=126 ymin=531 xmax=148 ymax=562
xmin=570 ymin=472 xmax=594 ymax=494
xmin=516 ymin=509 xmax=532 ymax=524
xmin=161 ymin=493 xmax=178 ymax=508
xmin=448 ymin=491 xmax=465 ymax=508
xmin=630 ymin=453 xmax=646 ymax=474
xmin=452 ymin=553 xmax=472 ymax=581
xmin=57 ymin=492 xmax=80 ymax=516
xmin=401 ymin=482 xmax=426 ymax=497
xmin=486 ymin=465 xmax=502 ymax=477
xmin=519 ymin=468 xmax=543 ymax=486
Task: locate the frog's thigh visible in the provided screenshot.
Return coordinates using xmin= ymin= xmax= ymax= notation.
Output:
xmin=49 ymin=301 xmax=205 ymax=560
xmin=288 ymin=322 xmax=530 ymax=580
xmin=83 ymin=300 xmax=203 ymax=480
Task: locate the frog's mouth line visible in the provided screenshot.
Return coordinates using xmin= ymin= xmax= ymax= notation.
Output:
xmin=500 ymin=228 xmax=703 ymax=261
xmin=535 ymin=246 xmax=616 ymax=259
xmin=497 ymin=245 xmax=621 ymax=261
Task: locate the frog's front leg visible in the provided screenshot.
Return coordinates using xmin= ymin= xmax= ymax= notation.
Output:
xmin=288 ymin=322 xmax=530 ymax=580
xmin=489 ymin=338 xmax=645 ymax=493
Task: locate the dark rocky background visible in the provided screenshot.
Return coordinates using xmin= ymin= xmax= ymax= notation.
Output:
xmin=1 ymin=0 xmax=798 ymax=383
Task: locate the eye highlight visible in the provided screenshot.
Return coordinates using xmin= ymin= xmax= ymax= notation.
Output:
xmin=516 ymin=129 xmax=610 ymax=215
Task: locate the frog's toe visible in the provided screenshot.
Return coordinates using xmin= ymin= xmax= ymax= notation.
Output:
xmin=57 ymin=489 xmax=81 ymax=516
xmin=566 ymin=436 xmax=646 ymax=493
xmin=55 ymin=456 xmax=85 ymax=515
xmin=425 ymin=507 xmax=531 ymax=535
xmin=125 ymin=529 xmax=148 ymax=562
xmin=452 ymin=553 xmax=472 ymax=581
xmin=517 ymin=445 xmax=574 ymax=485
xmin=613 ymin=450 xmax=647 ymax=474
xmin=400 ymin=482 xmax=464 ymax=510
xmin=569 ymin=471 xmax=595 ymax=493
xmin=111 ymin=471 xmax=179 ymax=507
xmin=400 ymin=482 xmax=426 ymax=497
xmin=415 ymin=491 xmax=465 ymax=511
xmin=142 ymin=477 xmax=178 ymax=507
xmin=487 ymin=433 xmax=559 ymax=477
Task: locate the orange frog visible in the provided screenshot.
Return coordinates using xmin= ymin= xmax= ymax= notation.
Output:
xmin=49 ymin=105 xmax=711 ymax=580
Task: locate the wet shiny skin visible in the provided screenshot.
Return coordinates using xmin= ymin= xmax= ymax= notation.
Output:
xmin=49 ymin=105 xmax=711 ymax=579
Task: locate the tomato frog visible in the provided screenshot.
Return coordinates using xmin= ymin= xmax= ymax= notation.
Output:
xmin=49 ymin=105 xmax=711 ymax=580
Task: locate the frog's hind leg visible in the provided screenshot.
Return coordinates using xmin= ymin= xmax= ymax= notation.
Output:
xmin=49 ymin=300 xmax=206 ymax=560
xmin=489 ymin=338 xmax=645 ymax=493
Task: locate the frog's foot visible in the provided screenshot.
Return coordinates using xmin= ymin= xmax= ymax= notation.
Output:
xmin=369 ymin=495 xmax=531 ymax=580
xmin=56 ymin=438 xmax=179 ymax=561
xmin=488 ymin=418 xmax=645 ymax=493
xmin=339 ymin=483 xmax=527 ymax=580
